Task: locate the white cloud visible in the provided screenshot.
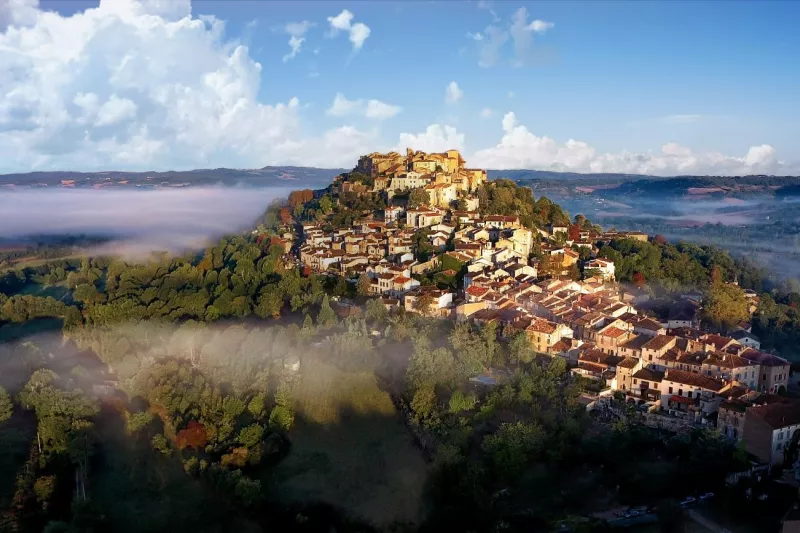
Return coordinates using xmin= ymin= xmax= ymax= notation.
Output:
xmin=95 ymin=95 xmax=138 ymax=127
xmin=282 ymin=20 xmax=314 ymax=62
xmin=473 ymin=24 xmax=508 ymax=67
xmin=445 ymin=81 xmax=464 ymax=104
xmin=326 ymin=93 xmax=363 ymax=117
xmin=469 ymin=7 xmax=552 ymax=67
xmin=326 ymin=9 xmax=370 ymax=50
xmin=528 ymin=19 xmax=554 ymax=34
xmin=471 ymin=112 xmax=791 ymax=176
xmin=396 ymin=124 xmax=465 ymax=153
xmin=326 ymin=93 xmax=401 ymax=120
xmin=365 ymin=100 xmax=402 ymax=120
xmin=480 ymin=108 xmax=493 ymax=118
xmin=0 ymin=0 xmax=375 ymax=171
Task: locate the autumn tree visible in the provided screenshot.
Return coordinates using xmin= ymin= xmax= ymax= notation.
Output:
xmin=632 ymin=272 xmax=646 ymax=287
xmin=176 ymin=420 xmax=208 ymax=450
xmin=413 ymin=293 xmax=436 ymax=316
xmin=357 ymin=273 xmax=372 ymax=296
xmin=567 ymin=224 xmax=581 ymax=241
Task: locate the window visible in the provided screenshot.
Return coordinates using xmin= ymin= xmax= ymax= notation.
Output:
xmin=687 ymin=391 xmax=692 ymax=398
xmin=679 ymin=388 xmax=683 ymax=396
xmin=669 ymin=386 xmax=673 ymax=394
xmin=634 ymin=379 xmax=638 ymax=384
xmin=763 ymin=373 xmax=767 ymax=380
xmin=776 ymin=443 xmax=783 ymax=451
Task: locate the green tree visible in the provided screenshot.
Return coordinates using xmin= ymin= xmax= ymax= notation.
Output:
xmin=237 ymin=424 xmax=265 ymax=449
xmin=269 ymin=405 xmax=294 ymax=432
xmin=316 ymin=294 xmax=336 ymax=327
xmin=408 ymin=187 xmax=430 ymax=208
xmin=703 ymin=282 xmax=749 ymax=332
xmin=0 ymin=385 xmax=12 ymax=423
xmin=448 ymin=391 xmax=477 ymax=413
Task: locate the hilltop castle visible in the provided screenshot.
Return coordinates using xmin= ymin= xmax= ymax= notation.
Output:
xmin=334 ymin=148 xmax=487 ymax=208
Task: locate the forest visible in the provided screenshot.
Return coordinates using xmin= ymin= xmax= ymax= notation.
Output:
xmin=0 ymin=178 xmax=797 ymax=532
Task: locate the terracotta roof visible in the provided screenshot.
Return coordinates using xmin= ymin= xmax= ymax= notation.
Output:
xmin=703 ymin=352 xmax=752 ymax=369
xmin=634 ymin=317 xmax=663 ymax=331
xmin=633 ymin=368 xmax=665 ymax=382
xmin=664 ymin=369 xmax=725 ymax=391
xmin=617 ymin=357 xmax=639 ymax=369
xmin=747 ymin=399 xmax=800 ymax=429
xmin=642 ymin=335 xmax=676 ymax=351
xmin=740 ymin=349 xmax=789 ymax=368
xmin=669 ymin=394 xmax=696 ymax=405
xmin=621 ymin=335 xmax=651 ymax=350
xmin=676 ymin=351 xmax=708 ymax=367
xmin=600 ymin=326 xmax=627 ymax=339
xmin=702 ymin=334 xmax=737 ymax=351
xmin=527 ymin=319 xmax=558 ymax=334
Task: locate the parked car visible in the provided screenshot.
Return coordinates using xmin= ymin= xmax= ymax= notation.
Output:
xmin=680 ymin=496 xmax=696 ymax=506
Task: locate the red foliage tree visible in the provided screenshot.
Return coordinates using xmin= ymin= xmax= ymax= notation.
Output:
xmin=279 ymin=207 xmax=293 ymax=225
xmin=632 ymin=272 xmax=646 ymax=287
xmin=653 ymin=234 xmax=668 ymax=245
xmin=567 ymin=224 xmax=581 ymax=241
xmin=288 ymin=189 xmax=314 ymax=207
xmin=176 ymin=421 xmax=208 ymax=451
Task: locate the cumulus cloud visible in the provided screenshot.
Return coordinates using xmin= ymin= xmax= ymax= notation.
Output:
xmin=471 ymin=112 xmax=792 ymax=176
xmin=445 ymin=81 xmax=464 ymax=104
xmin=326 ymin=93 xmax=402 ymax=120
xmin=528 ymin=19 xmax=554 ymax=34
xmin=0 ymin=187 xmax=286 ymax=258
xmin=326 ymin=9 xmax=370 ymax=50
xmin=283 ymin=20 xmax=314 ymax=62
xmin=0 ymin=0 xmax=375 ymax=171
xmin=396 ymin=125 xmax=465 ymax=153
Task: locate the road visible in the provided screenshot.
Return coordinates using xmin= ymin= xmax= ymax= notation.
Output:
xmin=687 ymin=508 xmax=732 ymax=533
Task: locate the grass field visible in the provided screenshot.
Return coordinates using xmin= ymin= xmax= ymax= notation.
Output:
xmin=270 ymin=358 xmax=428 ymax=526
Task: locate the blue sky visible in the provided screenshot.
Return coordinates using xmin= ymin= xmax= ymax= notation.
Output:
xmin=1 ymin=0 xmax=798 ymax=175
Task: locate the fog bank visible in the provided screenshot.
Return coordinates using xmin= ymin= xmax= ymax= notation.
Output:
xmin=0 ymin=187 xmax=287 ymax=257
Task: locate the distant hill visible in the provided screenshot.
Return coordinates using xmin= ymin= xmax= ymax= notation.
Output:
xmin=3 ymin=165 xmax=799 ymax=195
xmin=0 ymin=166 xmax=347 ymax=189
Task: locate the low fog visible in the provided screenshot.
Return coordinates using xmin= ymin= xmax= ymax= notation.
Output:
xmin=0 ymin=187 xmax=288 ymax=258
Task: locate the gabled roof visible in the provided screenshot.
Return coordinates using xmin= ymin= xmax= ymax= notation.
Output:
xmin=664 ymin=369 xmax=725 ymax=391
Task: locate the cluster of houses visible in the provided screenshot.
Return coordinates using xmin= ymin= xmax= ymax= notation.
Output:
xmin=339 ymin=148 xmax=487 ymax=208
xmin=294 ymin=149 xmax=798 ymax=468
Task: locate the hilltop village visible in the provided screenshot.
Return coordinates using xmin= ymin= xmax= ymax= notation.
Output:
xmin=263 ymin=149 xmax=798 ymax=469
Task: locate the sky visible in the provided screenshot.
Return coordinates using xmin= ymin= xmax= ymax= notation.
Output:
xmin=0 ymin=0 xmax=798 ymax=176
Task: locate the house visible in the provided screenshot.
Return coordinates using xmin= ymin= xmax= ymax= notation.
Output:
xmin=630 ymin=367 xmax=664 ymax=401
xmin=743 ymin=398 xmax=800 ymax=465
xmin=383 ymin=206 xmax=404 ymax=223
xmin=585 ymin=258 xmax=615 ymax=281
xmin=632 ymin=317 xmax=666 ymax=337
xmin=701 ymin=352 xmax=760 ymax=389
xmin=660 ymin=369 xmax=726 ymax=415
xmin=526 ymin=319 xmax=574 ymax=355
xmin=667 ymin=300 xmax=700 ymax=329
xmin=731 ymin=329 xmax=761 ymax=350
xmin=403 ymin=287 xmax=454 ymax=317
xmin=615 ymin=357 xmax=642 ymax=393
xmin=640 ymin=335 xmax=677 ymax=365
xmin=740 ymin=349 xmax=791 ymax=394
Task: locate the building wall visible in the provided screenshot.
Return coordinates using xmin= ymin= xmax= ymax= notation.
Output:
xmin=743 ymin=412 xmax=780 ymax=464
